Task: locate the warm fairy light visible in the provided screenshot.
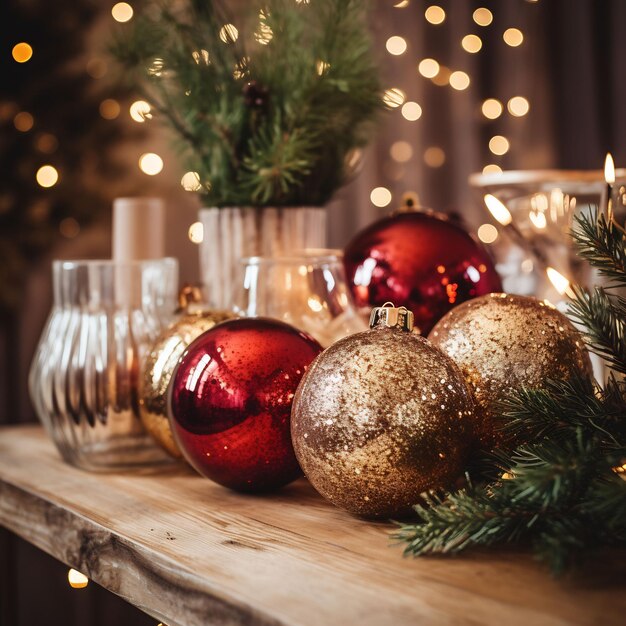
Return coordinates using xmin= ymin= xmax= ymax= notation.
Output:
xmin=181 ymin=171 xmax=202 ymax=192
xmin=129 ymin=100 xmax=152 ymax=122
xmin=139 ymin=153 xmax=163 ymax=175
xmin=425 ymin=6 xmax=445 ymax=25
xmin=192 ymin=49 xmax=210 ymax=64
xmin=219 ymin=24 xmax=239 ymax=43
xmin=147 ymin=58 xmax=164 ymax=77
xmin=508 ymin=96 xmax=530 ymax=117
xmin=36 ymin=165 xmax=59 ymax=188
xmin=394 ymin=0 xmax=409 ymax=7
xmin=401 ymin=101 xmax=422 ymax=121
xmin=316 ymin=60 xmax=330 ymax=76
xmin=473 ymin=8 xmax=493 ymax=26
xmin=547 ymin=267 xmax=575 ymax=298
xmin=461 ymin=34 xmax=482 ymax=53
xmin=390 ymin=141 xmax=413 ymax=163
xmin=418 ymin=58 xmax=440 ymax=78
xmin=449 ymin=71 xmax=470 ymax=91
xmin=111 ymin=2 xmax=133 ymax=23
xmin=14 ymin=111 xmax=34 ymax=131
xmin=386 ymin=36 xmax=407 ymax=56
xmin=424 ymin=146 xmax=445 ymax=168
xmin=529 ymin=210 xmax=547 ymax=229
xmin=12 ymin=42 xmax=33 ymax=63
xmin=431 ymin=66 xmax=450 ymax=87
xmin=482 ymin=99 xmax=503 ymax=119
xmin=370 ymin=187 xmax=392 ymax=207
xmin=477 ymin=223 xmax=498 ymax=244
xmin=99 ymin=99 xmax=120 ymax=120
xmin=489 ymin=135 xmax=510 ymax=155
xmin=503 ymin=28 xmax=524 ymax=47
xmin=60 ymin=217 xmax=80 ymax=239
xmin=188 ymin=221 xmax=204 ymax=244
xmin=68 ymin=569 xmax=89 ymax=589
xmin=484 ymin=194 xmax=512 ymax=225
xmin=605 ymin=153 xmax=615 ymax=184
xmin=383 ymin=88 xmax=405 ymax=108
xmin=483 ymin=164 xmax=503 ymax=175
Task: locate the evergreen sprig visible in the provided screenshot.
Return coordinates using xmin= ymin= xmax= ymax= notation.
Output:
xmin=112 ymin=0 xmax=383 ymax=207
xmin=395 ymin=209 xmax=626 ymax=574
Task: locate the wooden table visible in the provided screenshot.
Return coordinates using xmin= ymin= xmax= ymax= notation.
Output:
xmin=0 ymin=425 xmax=624 ymax=626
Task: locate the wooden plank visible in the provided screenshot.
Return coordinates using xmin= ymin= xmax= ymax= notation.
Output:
xmin=0 ymin=425 xmax=624 ymax=626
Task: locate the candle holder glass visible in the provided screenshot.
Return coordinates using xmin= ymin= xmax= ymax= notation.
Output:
xmin=29 ymin=258 xmax=179 ymax=471
xmin=232 ymin=250 xmax=367 ymax=347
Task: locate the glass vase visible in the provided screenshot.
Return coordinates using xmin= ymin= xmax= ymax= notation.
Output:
xmin=29 ymin=258 xmax=178 ymax=471
xmin=199 ymin=206 xmax=327 ymax=310
xmin=233 ymin=251 xmax=367 ymax=347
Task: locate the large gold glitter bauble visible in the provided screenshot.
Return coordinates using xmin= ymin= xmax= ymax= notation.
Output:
xmin=291 ymin=303 xmax=475 ymax=519
xmin=139 ymin=286 xmax=235 ymax=457
xmin=428 ymin=293 xmax=593 ymax=449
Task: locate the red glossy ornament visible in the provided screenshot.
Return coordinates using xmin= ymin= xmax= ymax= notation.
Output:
xmin=169 ymin=318 xmax=322 ymax=492
xmin=344 ymin=209 xmax=502 ymax=335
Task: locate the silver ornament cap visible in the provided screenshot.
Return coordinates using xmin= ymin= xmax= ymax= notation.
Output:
xmin=369 ymin=302 xmax=415 ymax=333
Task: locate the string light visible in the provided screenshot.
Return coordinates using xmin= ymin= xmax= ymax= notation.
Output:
xmin=418 ymin=58 xmax=439 ymax=78
xmin=477 ymin=224 xmax=498 ymax=244
xmin=129 ymin=100 xmax=152 ymax=122
xmin=139 ymin=153 xmax=163 ymax=176
xmin=99 ymin=99 xmax=120 ymax=120
xmin=423 ymin=146 xmax=445 ymax=168
xmin=111 ymin=2 xmax=133 ymax=23
xmin=370 ymin=187 xmax=392 ymax=207
xmin=449 ymin=71 xmax=470 ymax=90
xmin=425 ymin=6 xmax=445 ymax=25
xmin=461 ymin=34 xmax=482 ymax=53
xmin=482 ymin=98 xmax=503 ymax=119
xmin=14 ymin=111 xmax=34 ymax=132
xmin=401 ymin=101 xmax=422 ymax=121
xmin=503 ymin=28 xmax=524 ymax=47
xmin=68 ymin=569 xmax=89 ymax=589
xmin=12 ymin=42 xmax=33 ymax=63
xmin=219 ymin=24 xmax=239 ymax=43
xmin=386 ymin=36 xmax=407 ymax=56
xmin=483 ymin=164 xmax=503 ymax=175
xmin=383 ymin=88 xmax=405 ymax=108
xmin=507 ymin=96 xmax=530 ymax=117
xmin=390 ymin=141 xmax=413 ymax=163
xmin=188 ymin=222 xmax=204 ymax=243
xmin=473 ymin=8 xmax=493 ymax=26
xmin=489 ymin=135 xmax=510 ymax=155
xmin=181 ymin=171 xmax=202 ymax=191
xmin=36 ymin=165 xmax=59 ymax=188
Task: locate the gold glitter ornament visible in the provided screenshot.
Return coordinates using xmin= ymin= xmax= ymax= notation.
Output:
xmin=139 ymin=286 xmax=236 ymax=457
xmin=428 ymin=293 xmax=593 ymax=449
xmin=291 ymin=303 xmax=475 ymax=519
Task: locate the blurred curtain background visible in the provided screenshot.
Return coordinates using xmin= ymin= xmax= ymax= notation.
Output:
xmin=1 ymin=0 xmax=626 ymax=623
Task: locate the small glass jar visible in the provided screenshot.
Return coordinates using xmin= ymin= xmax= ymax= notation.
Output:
xmin=29 ymin=258 xmax=178 ymax=471
xmin=233 ymin=250 xmax=367 ymax=347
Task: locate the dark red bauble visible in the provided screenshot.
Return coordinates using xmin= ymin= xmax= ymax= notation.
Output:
xmin=169 ymin=318 xmax=322 ymax=492
xmin=344 ymin=210 xmax=502 ymax=335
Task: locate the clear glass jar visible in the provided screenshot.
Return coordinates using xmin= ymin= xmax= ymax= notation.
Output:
xmin=29 ymin=258 xmax=179 ymax=471
xmin=233 ymin=250 xmax=367 ymax=347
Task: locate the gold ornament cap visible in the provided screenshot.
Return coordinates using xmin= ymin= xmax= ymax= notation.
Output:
xmin=369 ymin=302 xmax=414 ymax=332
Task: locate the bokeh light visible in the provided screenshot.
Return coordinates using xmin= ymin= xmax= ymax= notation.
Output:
xmin=111 ymin=2 xmax=133 ymax=23
xmin=188 ymin=221 xmax=204 ymax=243
xmin=129 ymin=100 xmax=152 ymax=122
xmin=477 ymin=223 xmax=498 ymax=244
xmin=139 ymin=153 xmax=163 ymax=175
xmin=181 ymin=171 xmax=202 ymax=192
xmin=425 ymin=6 xmax=446 ymax=25
xmin=449 ymin=71 xmax=470 ymax=90
xmin=418 ymin=58 xmax=440 ymax=78
xmin=473 ymin=8 xmax=493 ymax=27
xmin=432 ymin=66 xmax=450 ymax=86
xmin=67 ymin=569 xmax=89 ymax=589
xmin=401 ymin=101 xmax=422 ymax=121
xmin=12 ymin=42 xmax=33 ymax=63
xmin=36 ymin=165 xmax=59 ymax=188
xmin=489 ymin=135 xmax=510 ymax=155
xmin=59 ymin=218 xmax=80 ymax=239
xmin=482 ymin=98 xmax=503 ymax=119
xmin=370 ymin=187 xmax=392 ymax=207
xmin=508 ymin=96 xmax=530 ymax=117
xmin=424 ymin=146 xmax=446 ymax=168
xmin=383 ymin=88 xmax=406 ymax=108
xmin=503 ymin=28 xmax=524 ymax=47
xmin=390 ymin=141 xmax=413 ymax=163
xmin=461 ymin=34 xmax=482 ymax=53
xmin=219 ymin=24 xmax=239 ymax=43
xmin=386 ymin=36 xmax=407 ymax=55
xmin=483 ymin=164 xmax=503 ymax=175
xmin=14 ymin=111 xmax=34 ymax=132
xmin=99 ymin=99 xmax=120 ymax=120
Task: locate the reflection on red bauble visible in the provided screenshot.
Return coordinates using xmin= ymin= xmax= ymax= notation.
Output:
xmin=169 ymin=318 xmax=322 ymax=492
xmin=344 ymin=210 xmax=502 ymax=334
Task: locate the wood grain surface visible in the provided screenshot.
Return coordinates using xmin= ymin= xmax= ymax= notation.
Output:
xmin=0 ymin=425 xmax=624 ymax=626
